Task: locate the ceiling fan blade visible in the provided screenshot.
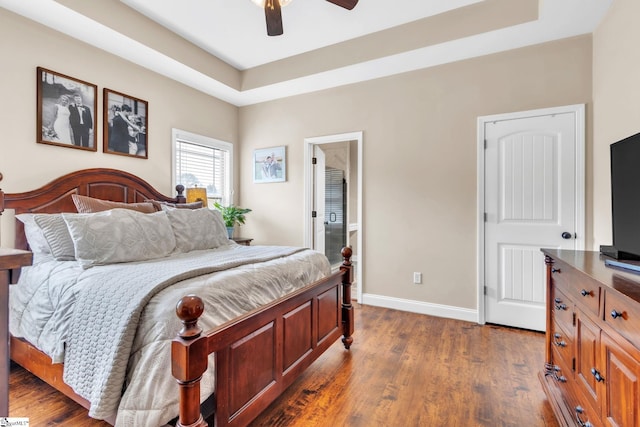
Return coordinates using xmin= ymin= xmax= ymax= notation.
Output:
xmin=326 ymin=0 xmax=358 ymax=10
xmin=265 ymin=0 xmax=283 ymax=36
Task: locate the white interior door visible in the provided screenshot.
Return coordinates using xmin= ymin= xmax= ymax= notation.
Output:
xmin=313 ymin=145 xmax=326 ymax=253
xmin=483 ymin=107 xmax=584 ymax=331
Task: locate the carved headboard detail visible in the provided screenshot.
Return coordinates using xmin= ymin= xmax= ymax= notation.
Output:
xmin=0 ymin=168 xmax=185 ymax=250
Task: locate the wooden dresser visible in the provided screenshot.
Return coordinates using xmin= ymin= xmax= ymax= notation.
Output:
xmin=540 ymin=249 xmax=640 ymax=427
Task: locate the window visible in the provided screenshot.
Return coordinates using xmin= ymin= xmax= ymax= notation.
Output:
xmin=172 ymin=129 xmax=233 ymax=206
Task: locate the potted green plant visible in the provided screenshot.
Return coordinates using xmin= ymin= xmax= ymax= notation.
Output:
xmin=213 ymin=202 xmax=252 ymax=238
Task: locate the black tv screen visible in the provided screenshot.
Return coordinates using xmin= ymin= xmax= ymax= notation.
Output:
xmin=611 ymin=132 xmax=640 ymax=259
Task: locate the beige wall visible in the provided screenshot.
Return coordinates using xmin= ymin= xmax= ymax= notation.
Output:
xmin=592 ymin=0 xmax=640 ymax=250
xmin=1 ymin=5 xmax=601 ymax=313
xmin=239 ymin=36 xmax=592 ymax=309
xmin=0 ymin=10 xmax=238 ymax=246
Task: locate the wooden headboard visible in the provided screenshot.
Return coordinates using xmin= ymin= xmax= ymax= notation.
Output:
xmin=0 ymin=168 xmax=185 ymax=251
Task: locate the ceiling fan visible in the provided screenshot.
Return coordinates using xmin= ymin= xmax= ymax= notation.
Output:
xmin=251 ymin=0 xmax=359 ymax=37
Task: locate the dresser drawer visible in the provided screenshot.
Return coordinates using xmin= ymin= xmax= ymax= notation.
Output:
xmin=571 ymin=395 xmax=603 ymax=427
xmin=552 ymin=347 xmax=603 ymax=427
xmin=553 ymin=287 xmax=574 ymax=336
xmin=552 ymin=319 xmax=574 ymax=369
xmin=550 ymin=346 xmax=574 ymax=388
xmin=551 ymin=260 xmax=600 ymax=317
xmin=604 ymin=289 xmax=640 ymax=347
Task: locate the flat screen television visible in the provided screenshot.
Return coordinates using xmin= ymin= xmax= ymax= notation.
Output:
xmin=605 ymin=131 xmax=640 ymax=260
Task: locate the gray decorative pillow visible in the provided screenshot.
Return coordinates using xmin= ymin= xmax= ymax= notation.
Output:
xmin=34 ymin=214 xmax=76 ymax=261
xmin=165 ymin=208 xmax=228 ymax=253
xmin=62 ymin=209 xmax=176 ymax=268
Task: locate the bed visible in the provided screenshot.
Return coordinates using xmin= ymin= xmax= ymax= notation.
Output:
xmin=0 ymin=168 xmax=354 ymax=427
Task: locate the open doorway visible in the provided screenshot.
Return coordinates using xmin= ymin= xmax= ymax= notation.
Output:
xmin=324 ymin=164 xmax=347 ymax=266
xmin=315 ymin=143 xmax=348 ymax=267
xmin=304 ymin=132 xmax=363 ymax=302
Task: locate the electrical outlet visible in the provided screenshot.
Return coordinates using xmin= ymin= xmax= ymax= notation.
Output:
xmin=413 ymin=272 xmax=422 ymax=284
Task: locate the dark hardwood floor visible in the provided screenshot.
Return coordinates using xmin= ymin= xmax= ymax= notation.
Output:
xmin=9 ymin=304 xmax=558 ymax=426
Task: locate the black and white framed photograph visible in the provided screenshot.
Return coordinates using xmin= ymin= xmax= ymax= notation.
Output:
xmin=103 ymin=88 xmax=148 ymax=158
xmin=254 ymin=145 xmax=286 ymax=183
xmin=37 ymin=67 xmax=97 ymax=151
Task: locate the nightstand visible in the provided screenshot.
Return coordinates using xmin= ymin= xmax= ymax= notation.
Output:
xmin=231 ymin=237 xmax=253 ymax=246
xmin=1 ymin=248 xmax=33 ymax=416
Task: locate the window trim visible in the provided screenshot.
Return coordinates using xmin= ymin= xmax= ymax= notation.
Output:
xmin=171 ymin=128 xmax=233 ymax=206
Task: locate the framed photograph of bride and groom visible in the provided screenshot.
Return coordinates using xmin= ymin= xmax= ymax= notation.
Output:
xmin=37 ymin=67 xmax=97 ymax=151
xmin=103 ymin=88 xmax=148 ymax=159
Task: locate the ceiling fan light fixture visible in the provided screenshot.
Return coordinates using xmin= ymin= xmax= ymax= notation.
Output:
xmin=252 ymin=0 xmax=357 ymax=37
xmin=250 ymin=0 xmax=293 ymax=7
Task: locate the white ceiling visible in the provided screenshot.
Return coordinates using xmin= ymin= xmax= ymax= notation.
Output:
xmin=121 ymin=0 xmax=484 ymax=70
xmin=1 ymin=0 xmax=613 ymax=106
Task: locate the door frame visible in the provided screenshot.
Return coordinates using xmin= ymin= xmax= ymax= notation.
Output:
xmin=304 ymin=131 xmax=363 ymax=303
xmin=476 ymin=104 xmax=586 ymax=325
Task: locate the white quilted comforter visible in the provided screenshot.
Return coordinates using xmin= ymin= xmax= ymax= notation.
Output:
xmin=9 ymin=243 xmax=330 ymax=426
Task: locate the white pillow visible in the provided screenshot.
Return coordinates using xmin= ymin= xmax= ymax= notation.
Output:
xmin=165 ymin=208 xmax=228 ymax=253
xmin=16 ymin=213 xmax=76 ymax=261
xmin=16 ymin=213 xmax=51 ymax=255
xmin=62 ymin=209 xmax=176 ymax=268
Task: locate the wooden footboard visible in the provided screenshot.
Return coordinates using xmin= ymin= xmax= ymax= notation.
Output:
xmin=172 ymin=247 xmax=354 ymax=427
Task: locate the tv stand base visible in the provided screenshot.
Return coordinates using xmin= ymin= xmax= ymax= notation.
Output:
xmin=599 ymin=245 xmax=640 ymax=260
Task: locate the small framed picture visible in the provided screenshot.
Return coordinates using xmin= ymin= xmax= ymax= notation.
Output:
xmin=103 ymin=88 xmax=148 ymax=158
xmin=37 ymin=67 xmax=97 ymax=151
xmin=254 ymin=146 xmax=286 ymax=183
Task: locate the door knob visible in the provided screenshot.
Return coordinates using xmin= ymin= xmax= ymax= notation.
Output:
xmin=561 ymin=232 xmax=572 ymax=239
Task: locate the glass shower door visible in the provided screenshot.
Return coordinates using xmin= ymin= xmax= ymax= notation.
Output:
xmin=324 ymin=167 xmax=346 ymax=266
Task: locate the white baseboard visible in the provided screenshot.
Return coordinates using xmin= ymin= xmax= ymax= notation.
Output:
xmin=361 ymin=293 xmax=478 ymax=323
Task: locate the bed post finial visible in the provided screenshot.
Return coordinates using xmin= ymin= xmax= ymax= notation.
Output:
xmin=172 ymin=295 xmax=208 ymax=427
xmin=175 ymin=184 xmax=186 ymax=204
xmin=176 ymin=294 xmax=204 ymax=338
xmin=340 ymin=246 xmax=354 ymax=349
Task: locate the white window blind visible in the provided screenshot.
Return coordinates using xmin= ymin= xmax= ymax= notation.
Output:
xmin=172 ymin=129 xmax=232 ymax=205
